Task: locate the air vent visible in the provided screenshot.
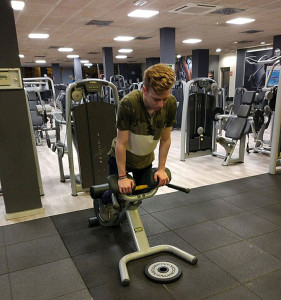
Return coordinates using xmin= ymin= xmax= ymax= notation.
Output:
xmin=48 ymin=46 xmax=61 ymax=49
xmin=169 ymin=3 xmax=222 ymax=15
xmin=237 ymin=40 xmax=253 ymax=44
xmin=241 ymin=30 xmax=263 ymax=34
xmin=35 ymin=55 xmax=46 ymax=58
xmin=88 ymin=51 xmax=100 ymax=54
xmin=211 ymin=8 xmax=244 ymax=15
xmin=135 ymin=36 xmax=152 ymax=40
xmin=86 ymin=19 xmax=113 ymax=26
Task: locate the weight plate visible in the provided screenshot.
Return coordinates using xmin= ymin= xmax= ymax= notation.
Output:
xmin=144 ymin=261 xmax=182 ymax=283
xmin=253 ymin=109 xmax=264 ymax=132
xmin=212 ymin=107 xmax=224 ymax=121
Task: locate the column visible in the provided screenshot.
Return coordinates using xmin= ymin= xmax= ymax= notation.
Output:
xmin=192 ymin=49 xmax=209 ymax=78
xmin=273 ymin=35 xmax=281 ymax=54
xmin=40 ymin=67 xmax=47 ymax=77
xmin=145 ymin=57 xmax=160 ymax=69
xmin=0 ymin=0 xmax=43 ymax=218
xmin=102 ymin=47 xmax=114 ymax=81
xmin=160 ymin=27 xmax=175 ymax=65
xmin=235 ymin=49 xmax=246 ymax=88
xmin=74 ymin=57 xmax=82 ymax=81
xmin=52 ymin=63 xmax=62 ymax=83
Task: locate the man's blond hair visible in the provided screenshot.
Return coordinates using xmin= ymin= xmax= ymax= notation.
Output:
xmin=144 ymin=63 xmax=175 ymax=94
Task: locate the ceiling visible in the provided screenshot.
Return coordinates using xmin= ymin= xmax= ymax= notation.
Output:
xmin=13 ymin=0 xmax=281 ymax=67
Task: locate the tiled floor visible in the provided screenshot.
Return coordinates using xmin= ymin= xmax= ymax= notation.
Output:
xmin=1 ymin=173 xmax=281 ymax=300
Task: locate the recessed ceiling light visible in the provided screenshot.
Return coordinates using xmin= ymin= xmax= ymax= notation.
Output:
xmin=80 ymin=60 xmax=89 ymax=63
xmin=84 ymin=63 xmax=93 ymax=66
xmin=216 ymin=48 xmax=222 ymax=52
xmin=118 ymin=49 xmax=133 ymax=53
xmin=28 ymin=33 xmax=49 ymax=39
xmin=19 ymin=54 xmax=24 ymax=58
xmin=177 ymin=54 xmax=181 ymax=58
xmin=11 ymin=1 xmax=25 ymax=10
xmin=67 ymin=54 xmax=79 ymax=58
xmin=261 ymin=41 xmax=265 ymax=45
xmin=128 ymin=9 xmax=159 ymax=18
xmin=35 ymin=60 xmax=46 ymax=64
xmin=115 ymin=55 xmax=127 ymax=59
xmin=58 ymin=48 xmax=73 ymax=52
xmin=114 ymin=36 xmax=134 ymax=41
xmin=226 ymin=18 xmax=255 ymax=25
xmin=182 ymin=39 xmax=202 ymax=44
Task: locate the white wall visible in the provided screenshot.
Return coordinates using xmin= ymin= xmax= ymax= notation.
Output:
xmin=218 ymin=53 xmax=237 ymax=97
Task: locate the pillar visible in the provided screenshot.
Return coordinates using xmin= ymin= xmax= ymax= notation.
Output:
xmin=0 ymin=0 xmax=43 ymax=218
xmin=235 ymin=49 xmax=246 ymax=88
xmin=192 ymin=49 xmax=209 ymax=78
xmin=145 ymin=57 xmax=160 ymax=69
xmin=160 ymin=27 xmax=175 ymax=65
xmin=74 ymin=57 xmax=82 ymax=81
xmin=102 ymin=47 xmax=114 ymax=81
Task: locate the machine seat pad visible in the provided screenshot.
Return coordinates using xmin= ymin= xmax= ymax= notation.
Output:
xmin=237 ymin=104 xmax=251 ymax=118
xmin=225 ymin=117 xmax=247 ymax=140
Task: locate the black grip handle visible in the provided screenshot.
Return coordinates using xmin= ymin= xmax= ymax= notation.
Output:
xmin=166 ymin=183 xmax=190 ymax=194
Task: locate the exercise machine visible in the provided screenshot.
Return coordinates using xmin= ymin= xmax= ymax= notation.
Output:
xmin=89 ymin=168 xmax=198 ymax=286
xmin=65 ymin=79 xmax=119 ymax=196
xmin=213 ymin=91 xmax=256 ymax=166
xmin=23 ymin=77 xmax=58 ymax=147
xmin=180 ymin=78 xmax=222 ymax=161
xmin=245 ymin=54 xmax=281 ymax=156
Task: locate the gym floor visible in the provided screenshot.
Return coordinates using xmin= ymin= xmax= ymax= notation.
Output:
xmin=1 ymin=130 xmax=281 ymax=299
xmin=1 ymin=173 xmax=281 ymax=299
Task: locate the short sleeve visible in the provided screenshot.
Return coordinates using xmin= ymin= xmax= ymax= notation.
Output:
xmin=166 ymin=96 xmax=177 ymax=127
xmin=116 ymin=98 xmax=132 ymax=130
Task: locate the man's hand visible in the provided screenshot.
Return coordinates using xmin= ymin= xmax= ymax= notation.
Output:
xmin=154 ymin=169 xmax=169 ymax=187
xmin=118 ymin=178 xmax=135 ymax=194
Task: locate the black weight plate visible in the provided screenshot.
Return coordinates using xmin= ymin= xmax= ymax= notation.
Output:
xmin=144 ymin=261 xmax=182 ymax=283
xmin=212 ymin=107 xmax=224 ymax=121
xmin=253 ymin=109 xmax=264 ymax=132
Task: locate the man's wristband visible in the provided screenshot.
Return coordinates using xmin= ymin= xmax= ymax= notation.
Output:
xmin=118 ymin=174 xmax=127 ymax=180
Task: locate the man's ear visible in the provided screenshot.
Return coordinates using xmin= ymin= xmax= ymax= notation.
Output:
xmin=142 ymin=85 xmax=147 ymax=94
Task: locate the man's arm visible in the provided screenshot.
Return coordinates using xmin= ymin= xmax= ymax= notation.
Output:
xmin=115 ymin=129 xmax=135 ymax=194
xmin=154 ymin=126 xmax=172 ymax=186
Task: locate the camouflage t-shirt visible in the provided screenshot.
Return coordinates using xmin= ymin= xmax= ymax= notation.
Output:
xmin=109 ymin=90 xmax=177 ymax=169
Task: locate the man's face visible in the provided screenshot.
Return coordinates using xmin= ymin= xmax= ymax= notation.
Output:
xmin=142 ymin=86 xmax=170 ymax=113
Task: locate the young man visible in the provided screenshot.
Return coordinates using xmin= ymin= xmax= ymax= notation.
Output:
xmin=100 ymin=63 xmax=177 ymax=220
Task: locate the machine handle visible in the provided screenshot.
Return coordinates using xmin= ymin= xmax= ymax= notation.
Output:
xmin=166 ymin=183 xmax=190 ymax=194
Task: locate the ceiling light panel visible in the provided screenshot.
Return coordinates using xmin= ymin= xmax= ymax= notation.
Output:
xmin=28 ymin=33 xmax=49 ymax=39
xmin=128 ymin=9 xmax=159 ymax=18
xmin=67 ymin=55 xmax=79 ymax=58
xmin=118 ymin=49 xmax=133 ymax=53
xmin=226 ymin=18 xmax=255 ymax=25
xmin=11 ymin=1 xmax=25 ymax=10
xmin=182 ymin=38 xmax=202 ymax=44
xmin=116 ymin=55 xmax=127 ymax=59
xmin=58 ymin=48 xmax=73 ymax=52
xmin=114 ymin=36 xmax=134 ymax=41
